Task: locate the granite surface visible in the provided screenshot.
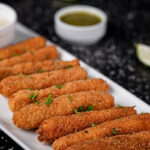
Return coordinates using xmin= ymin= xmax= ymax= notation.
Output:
xmin=0 ymin=0 xmax=150 ymax=149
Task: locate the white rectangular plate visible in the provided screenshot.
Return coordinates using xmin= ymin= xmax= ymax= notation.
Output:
xmin=0 ymin=23 xmax=150 ymax=150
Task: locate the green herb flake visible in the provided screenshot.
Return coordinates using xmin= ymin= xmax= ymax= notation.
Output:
xmin=67 ymin=94 xmax=72 ymax=104
xmin=112 ymin=128 xmax=118 ymax=135
xmin=56 ymin=84 xmax=63 ymax=89
xmin=117 ymin=104 xmax=124 ymax=108
xmin=19 ymin=73 xmax=25 ymax=77
xmin=116 ymin=115 xmax=120 ymax=119
xmin=28 ymin=88 xmax=32 ymax=90
xmin=37 ymin=69 xmax=44 ymax=73
xmin=66 ymin=65 xmax=73 ymax=69
xmin=105 ymin=133 xmax=109 ymax=137
xmin=29 ymin=91 xmax=38 ymax=102
xmin=84 ymin=131 xmax=88 ymax=133
xmin=28 ymin=76 xmax=32 ymax=79
xmin=88 ymin=105 xmax=94 ymax=111
xmin=13 ymin=53 xmax=21 ymax=57
xmin=91 ymin=123 xmax=97 ymax=127
xmin=80 ymin=106 xmax=86 ymax=112
xmin=36 ymin=101 xmax=41 ymax=105
xmin=73 ymin=108 xmax=81 ymax=114
xmin=45 ymin=94 xmax=54 ymax=106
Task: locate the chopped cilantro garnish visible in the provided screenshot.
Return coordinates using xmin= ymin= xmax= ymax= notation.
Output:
xmin=19 ymin=73 xmax=25 ymax=77
xmin=87 ymin=105 xmax=94 ymax=111
xmin=28 ymin=88 xmax=32 ymax=90
xmin=80 ymin=106 xmax=86 ymax=112
xmin=56 ymin=84 xmax=63 ymax=89
xmin=36 ymin=101 xmax=41 ymax=105
xmin=13 ymin=53 xmax=21 ymax=57
xmin=29 ymin=91 xmax=38 ymax=102
xmin=73 ymin=105 xmax=94 ymax=114
xmin=112 ymin=128 xmax=118 ymax=135
xmin=66 ymin=65 xmax=72 ymax=69
xmin=37 ymin=69 xmax=44 ymax=73
xmin=91 ymin=123 xmax=97 ymax=127
xmin=116 ymin=115 xmax=120 ymax=119
xmin=28 ymin=76 xmax=32 ymax=79
xmin=84 ymin=131 xmax=88 ymax=133
xmin=67 ymin=94 xmax=72 ymax=104
xmin=117 ymin=104 xmax=123 ymax=108
xmin=73 ymin=108 xmax=81 ymax=114
xmin=45 ymin=94 xmax=54 ymax=106
xmin=105 ymin=133 xmax=109 ymax=137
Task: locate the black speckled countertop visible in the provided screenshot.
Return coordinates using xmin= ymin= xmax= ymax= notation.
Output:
xmin=0 ymin=0 xmax=150 ymax=149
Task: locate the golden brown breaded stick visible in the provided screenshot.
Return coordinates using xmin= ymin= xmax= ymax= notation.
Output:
xmin=0 ymin=59 xmax=79 ymax=80
xmin=37 ymin=107 xmax=136 ymax=143
xmin=13 ymin=90 xmax=114 ymax=129
xmin=9 ymin=78 xmax=109 ymax=112
xmin=52 ymin=113 xmax=150 ymax=150
xmin=0 ymin=66 xmax=87 ymax=97
xmin=0 ymin=45 xmax=58 ymax=68
xmin=66 ymin=131 xmax=150 ymax=150
xmin=0 ymin=36 xmax=46 ymax=60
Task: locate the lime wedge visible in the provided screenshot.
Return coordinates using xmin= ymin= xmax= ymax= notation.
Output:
xmin=136 ymin=43 xmax=150 ymax=67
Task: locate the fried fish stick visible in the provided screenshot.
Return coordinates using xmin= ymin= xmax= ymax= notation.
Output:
xmin=13 ymin=91 xmax=114 ymax=129
xmin=9 ymin=78 xmax=109 ymax=112
xmin=0 ymin=36 xmax=46 ymax=60
xmin=0 ymin=59 xmax=79 ymax=80
xmin=0 ymin=45 xmax=58 ymax=68
xmin=66 ymin=131 xmax=150 ymax=150
xmin=52 ymin=113 xmax=150 ymax=150
xmin=0 ymin=66 xmax=87 ymax=97
xmin=37 ymin=107 xmax=136 ymax=143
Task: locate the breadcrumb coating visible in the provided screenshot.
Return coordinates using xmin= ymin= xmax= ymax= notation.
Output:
xmin=9 ymin=78 xmax=108 ymax=112
xmin=37 ymin=107 xmax=136 ymax=143
xmin=66 ymin=131 xmax=150 ymax=150
xmin=52 ymin=113 xmax=150 ymax=150
xmin=13 ymin=90 xmax=114 ymax=129
xmin=0 ymin=59 xmax=79 ymax=80
xmin=0 ymin=66 xmax=87 ymax=97
xmin=0 ymin=45 xmax=58 ymax=68
xmin=0 ymin=36 xmax=46 ymax=60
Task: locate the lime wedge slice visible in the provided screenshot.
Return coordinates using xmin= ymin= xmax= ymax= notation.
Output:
xmin=136 ymin=43 xmax=150 ymax=67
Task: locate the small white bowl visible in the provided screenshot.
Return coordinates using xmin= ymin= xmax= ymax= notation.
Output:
xmin=0 ymin=3 xmax=17 ymax=48
xmin=54 ymin=5 xmax=107 ymax=45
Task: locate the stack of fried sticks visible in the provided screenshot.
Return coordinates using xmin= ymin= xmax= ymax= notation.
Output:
xmin=0 ymin=36 xmax=150 ymax=150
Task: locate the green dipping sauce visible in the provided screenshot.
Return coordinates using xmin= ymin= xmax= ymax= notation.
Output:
xmin=60 ymin=11 xmax=101 ymax=26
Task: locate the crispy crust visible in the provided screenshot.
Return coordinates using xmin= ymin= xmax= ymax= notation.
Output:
xmin=37 ymin=107 xmax=136 ymax=143
xmin=66 ymin=131 xmax=150 ymax=150
xmin=9 ymin=78 xmax=109 ymax=112
xmin=13 ymin=91 xmax=114 ymax=129
xmin=0 ymin=45 xmax=58 ymax=68
xmin=0 ymin=59 xmax=79 ymax=80
xmin=0 ymin=36 xmax=46 ymax=60
xmin=0 ymin=66 xmax=87 ymax=97
xmin=52 ymin=113 xmax=150 ymax=150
